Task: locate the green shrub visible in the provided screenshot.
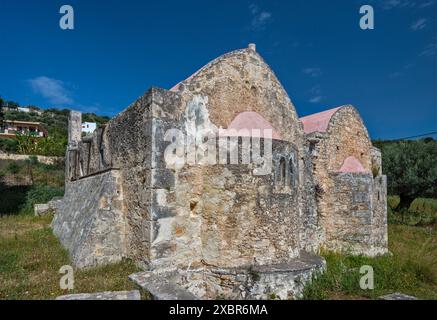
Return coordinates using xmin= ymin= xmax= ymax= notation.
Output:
xmin=6 ymin=162 xmax=21 ymax=174
xmin=19 ymin=185 xmax=64 ymax=215
xmin=376 ymin=139 xmax=437 ymax=209
xmin=0 ymin=138 xmax=18 ymax=153
xmin=389 ymin=197 xmax=437 ymax=226
xmin=0 ymin=186 xmax=31 ymax=215
xmin=409 ymin=198 xmax=437 ymax=216
xmin=387 ymin=196 xmax=400 ymax=211
xmin=409 ymin=198 xmax=437 ymax=226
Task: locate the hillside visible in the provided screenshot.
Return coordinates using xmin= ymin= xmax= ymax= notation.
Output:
xmin=0 ymin=103 xmax=110 ymax=156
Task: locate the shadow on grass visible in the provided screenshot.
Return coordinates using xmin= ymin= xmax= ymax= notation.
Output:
xmin=0 ymin=185 xmax=31 ymax=216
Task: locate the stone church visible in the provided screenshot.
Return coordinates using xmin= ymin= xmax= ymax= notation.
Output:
xmin=52 ymin=44 xmax=387 ymax=299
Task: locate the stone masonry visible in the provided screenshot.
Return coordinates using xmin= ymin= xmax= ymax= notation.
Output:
xmin=51 ymin=44 xmax=388 ymax=299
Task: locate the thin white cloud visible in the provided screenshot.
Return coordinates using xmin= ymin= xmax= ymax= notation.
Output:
xmin=378 ymin=0 xmax=435 ymax=10
xmin=309 ymin=96 xmax=323 ymax=103
xmin=420 ymin=43 xmax=437 ymax=56
xmin=380 ymin=0 xmax=415 ymax=10
xmin=411 ymin=18 xmax=428 ymax=31
xmin=389 ymin=62 xmax=415 ymax=79
xmin=28 ymin=76 xmax=73 ymax=105
xmin=419 ymin=1 xmax=435 ymax=8
xmin=249 ymin=4 xmax=272 ymax=30
xmin=389 ymin=71 xmax=403 ymax=79
xmin=309 ymin=85 xmax=323 ymax=104
xmin=302 ymin=68 xmax=322 ymax=78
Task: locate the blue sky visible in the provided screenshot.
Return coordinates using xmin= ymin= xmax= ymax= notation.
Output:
xmin=0 ymin=0 xmax=436 ymax=139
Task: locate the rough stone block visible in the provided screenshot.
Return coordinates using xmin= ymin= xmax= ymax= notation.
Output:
xmin=34 ymin=203 xmax=52 ymax=216
xmin=56 ymin=290 xmax=141 ymax=300
xmin=129 ymin=272 xmax=198 ymax=300
xmin=379 ymin=293 xmax=418 ymax=300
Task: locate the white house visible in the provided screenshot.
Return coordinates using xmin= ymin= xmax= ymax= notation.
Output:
xmin=81 ymin=122 xmax=97 ymax=134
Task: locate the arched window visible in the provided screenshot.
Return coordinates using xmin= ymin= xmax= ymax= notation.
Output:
xmin=279 ymin=157 xmax=286 ymax=186
xmin=289 ymin=158 xmax=295 ymax=187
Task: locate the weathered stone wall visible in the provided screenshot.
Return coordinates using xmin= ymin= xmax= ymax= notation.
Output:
xmin=149 ymin=139 xmax=302 ymax=270
xmin=61 ymin=88 xmax=184 ymax=267
xmin=0 ymin=153 xmax=63 ymax=165
xmin=308 ymin=106 xmax=388 ymax=255
xmin=174 ymin=47 xmax=304 ymax=146
xmin=370 ymin=146 xmax=383 ymax=176
xmin=372 ymin=175 xmax=388 ymax=252
xmin=52 ymin=169 xmax=127 ymax=268
xmin=56 ymin=47 xmax=322 ymax=271
xmin=166 ymin=46 xmax=321 ymax=263
xmin=327 ymin=172 xmax=374 ymax=254
xmin=322 ymin=172 xmax=387 ymax=256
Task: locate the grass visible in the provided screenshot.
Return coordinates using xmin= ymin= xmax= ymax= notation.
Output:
xmin=302 ymin=224 xmax=437 ymax=300
xmin=1 ymin=207 xmax=436 ymax=300
xmin=0 ymin=214 xmax=142 ymax=300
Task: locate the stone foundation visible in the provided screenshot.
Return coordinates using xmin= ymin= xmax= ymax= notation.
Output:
xmin=130 ymin=252 xmax=325 ymax=300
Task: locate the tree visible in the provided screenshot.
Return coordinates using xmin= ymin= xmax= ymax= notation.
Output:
xmin=6 ymin=100 xmax=19 ymax=108
xmin=381 ymin=139 xmax=437 ymax=209
xmin=16 ymin=132 xmax=38 ymax=155
xmin=0 ymin=96 xmax=4 ymax=126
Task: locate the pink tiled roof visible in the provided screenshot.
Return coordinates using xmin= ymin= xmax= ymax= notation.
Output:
xmin=219 ymin=111 xmax=282 ymax=140
xmin=338 ymin=156 xmax=367 ymax=173
xmin=300 ymin=107 xmax=342 ymax=134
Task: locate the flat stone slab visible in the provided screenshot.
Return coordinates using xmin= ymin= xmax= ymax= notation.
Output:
xmin=207 ymin=251 xmax=326 ymax=275
xmin=129 ymin=272 xmax=198 ymax=300
xmin=56 ymin=290 xmax=141 ymax=300
xmin=379 ymin=293 xmax=418 ymax=300
xmin=253 ymin=251 xmax=326 ymax=273
xmin=34 ymin=203 xmax=51 ymax=216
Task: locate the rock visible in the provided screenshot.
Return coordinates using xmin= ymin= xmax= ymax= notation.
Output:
xmin=34 ymin=203 xmax=52 ymax=216
xmin=129 ymin=272 xmax=198 ymax=300
xmin=56 ymin=290 xmax=141 ymax=300
xmin=379 ymin=293 xmax=418 ymax=300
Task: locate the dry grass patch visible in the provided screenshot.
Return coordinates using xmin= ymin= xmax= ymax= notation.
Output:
xmin=0 ymin=214 xmax=141 ymax=300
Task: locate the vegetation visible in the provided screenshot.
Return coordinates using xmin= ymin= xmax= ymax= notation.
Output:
xmin=0 ymin=97 xmax=4 ymax=125
xmin=302 ymin=225 xmax=437 ymax=300
xmin=388 ymin=195 xmax=437 ymax=227
xmin=0 ymin=96 xmax=110 ymax=156
xmin=374 ymin=139 xmax=437 ymax=210
xmin=19 ymin=185 xmax=64 ymax=216
xmin=0 ymin=138 xmax=18 ymax=153
xmin=15 ymin=132 xmax=67 ymax=157
xmin=0 ymin=158 xmax=64 ymax=216
xmin=0 ymin=215 xmax=142 ymax=299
